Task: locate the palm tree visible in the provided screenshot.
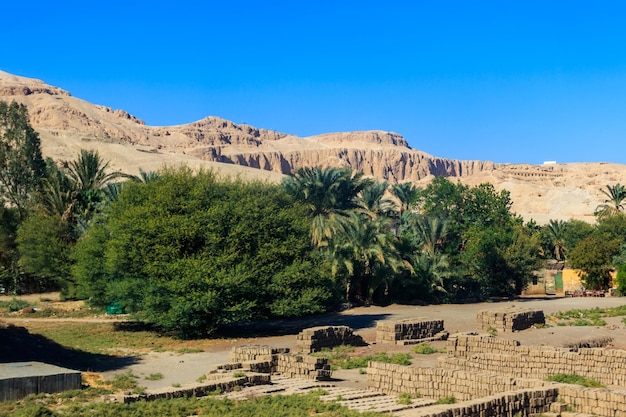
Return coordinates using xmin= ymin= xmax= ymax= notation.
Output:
xmin=359 ymin=180 xmax=398 ymax=220
xmin=63 ymin=149 xmax=130 ymax=192
xmin=62 ymin=150 xmax=132 ymax=219
xmin=37 ymin=166 xmax=74 ymax=219
xmin=401 ymin=215 xmax=453 ymax=296
xmin=329 ymin=212 xmax=404 ymax=304
xmin=413 ymin=251 xmax=452 ymax=294
xmin=546 ymin=219 xmax=567 ymax=261
xmin=391 ymin=182 xmax=421 ymax=216
xmin=283 ymin=166 xmax=371 ymax=247
xmin=595 ymin=183 xmax=626 ymax=218
xmin=412 ymin=215 xmax=450 ymax=257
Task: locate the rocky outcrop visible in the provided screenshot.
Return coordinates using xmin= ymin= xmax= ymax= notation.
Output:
xmin=2 ymin=69 xmax=626 ymax=223
xmin=197 ymin=147 xmax=497 ymax=182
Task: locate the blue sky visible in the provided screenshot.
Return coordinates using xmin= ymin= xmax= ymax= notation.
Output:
xmin=2 ymin=1 xmax=626 ymax=164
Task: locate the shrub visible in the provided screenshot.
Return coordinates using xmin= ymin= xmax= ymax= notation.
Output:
xmin=435 ymin=395 xmax=456 ymax=404
xmin=411 ymin=343 xmax=441 ymax=354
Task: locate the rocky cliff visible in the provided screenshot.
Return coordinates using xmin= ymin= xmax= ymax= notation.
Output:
xmin=1 ymin=70 xmax=625 ymax=223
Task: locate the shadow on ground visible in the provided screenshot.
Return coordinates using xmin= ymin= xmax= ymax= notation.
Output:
xmin=218 ymin=312 xmax=391 ymax=338
xmin=0 ymin=324 xmax=138 ymax=372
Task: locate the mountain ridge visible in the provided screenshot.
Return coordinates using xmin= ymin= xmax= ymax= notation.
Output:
xmin=1 ymin=69 xmax=625 ymax=224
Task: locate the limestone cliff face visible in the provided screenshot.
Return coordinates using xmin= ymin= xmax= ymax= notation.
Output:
xmin=0 ymin=70 xmax=494 ymax=183
xmin=193 ymin=146 xmax=497 ymax=182
xmin=2 ymin=70 xmax=626 ymax=223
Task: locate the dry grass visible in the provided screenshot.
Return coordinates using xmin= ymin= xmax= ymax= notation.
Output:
xmin=16 ymin=321 xmax=226 ymax=355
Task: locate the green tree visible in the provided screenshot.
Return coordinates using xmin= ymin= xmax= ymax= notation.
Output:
xmin=543 ymin=219 xmax=568 ymax=261
xmin=73 ymin=168 xmax=337 ymax=338
xmin=461 ymin=223 xmax=542 ymax=298
xmin=61 ymin=149 xmax=130 ymax=227
xmin=391 ymin=182 xmax=420 ymax=216
xmin=283 ymin=166 xmax=371 ymax=247
xmin=568 ymin=234 xmax=620 ymax=290
xmin=16 ymin=212 xmax=72 ymax=293
xmin=328 ymin=212 xmax=403 ymax=304
xmin=595 ymin=183 xmax=626 ymax=218
xmin=561 ymin=219 xmax=594 ymax=253
xmin=613 ymin=243 xmax=626 ymax=296
xmin=0 ymin=206 xmax=19 ymax=293
xmin=0 ymin=101 xmax=46 ymax=219
xmin=360 ymin=180 xmax=397 ymax=220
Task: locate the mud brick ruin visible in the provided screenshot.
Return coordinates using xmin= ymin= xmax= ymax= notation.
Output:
xmin=476 ymin=306 xmax=545 ymax=332
xmin=228 ymin=344 xmax=332 ymax=380
xmin=376 ymin=318 xmax=448 ymax=345
xmin=116 ymin=307 xmax=626 ymax=416
xmin=295 ymin=325 xmax=366 ymax=353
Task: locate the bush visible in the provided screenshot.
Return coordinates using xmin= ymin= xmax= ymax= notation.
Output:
xmin=73 ymin=169 xmax=339 ymax=338
xmin=411 ymin=343 xmax=441 ymax=354
xmin=435 ymin=395 xmax=456 ymax=404
xmin=5 ymin=297 xmax=29 ymax=312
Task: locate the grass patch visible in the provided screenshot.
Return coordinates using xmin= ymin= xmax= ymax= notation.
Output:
xmin=548 ymin=305 xmax=626 ymax=327
xmin=0 ymin=297 xmax=30 ymax=312
xmin=397 ymin=392 xmax=421 ymax=405
xmin=177 ymin=347 xmax=204 ymax=354
xmin=545 ymin=373 xmax=605 ymax=388
xmin=197 ymin=374 xmax=207 ymax=383
xmin=108 ymin=371 xmax=141 ymax=391
xmin=313 ymin=346 xmax=411 ymax=369
xmin=9 ymin=321 xmax=224 ymax=355
xmin=233 ymin=371 xmax=245 ymax=378
xmin=435 ymin=395 xmax=456 ymax=404
xmin=411 ymin=343 xmax=443 ymax=354
xmin=145 ymin=372 xmax=164 ymax=381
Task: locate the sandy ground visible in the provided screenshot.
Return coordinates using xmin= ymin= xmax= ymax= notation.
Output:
xmin=89 ymin=296 xmax=626 ymax=391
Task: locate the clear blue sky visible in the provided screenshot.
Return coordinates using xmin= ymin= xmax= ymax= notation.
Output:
xmin=3 ymin=1 xmax=626 ymax=164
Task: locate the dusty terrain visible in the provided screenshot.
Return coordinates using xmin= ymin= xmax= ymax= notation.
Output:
xmin=100 ymin=297 xmax=626 ymax=390
xmin=7 ymin=295 xmax=625 ymax=391
xmin=2 ymin=70 xmax=626 ymax=224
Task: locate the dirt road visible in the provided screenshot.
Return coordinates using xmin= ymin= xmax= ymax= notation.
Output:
xmin=97 ymin=296 xmax=626 ymax=391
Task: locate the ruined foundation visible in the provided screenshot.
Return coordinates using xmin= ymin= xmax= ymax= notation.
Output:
xmin=376 ymin=318 xmax=448 ymax=345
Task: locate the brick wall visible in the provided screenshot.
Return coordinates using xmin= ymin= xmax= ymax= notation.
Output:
xmin=476 ymin=308 xmax=545 ymax=332
xmin=295 ymin=326 xmax=365 ymax=353
xmin=228 ymin=345 xmax=331 ymax=380
xmin=376 ymin=318 xmax=446 ymax=345
xmin=443 ymin=335 xmax=626 ymax=386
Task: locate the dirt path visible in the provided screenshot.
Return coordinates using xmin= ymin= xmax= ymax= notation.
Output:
xmin=101 ymin=296 xmax=626 ymax=390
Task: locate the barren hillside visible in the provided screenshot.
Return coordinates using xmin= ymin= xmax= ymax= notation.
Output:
xmin=2 ymin=70 xmax=625 ymax=224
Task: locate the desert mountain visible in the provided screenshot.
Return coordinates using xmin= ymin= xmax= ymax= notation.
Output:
xmin=1 ymin=70 xmax=625 ymax=224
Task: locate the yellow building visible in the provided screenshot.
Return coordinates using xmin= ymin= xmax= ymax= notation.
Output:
xmin=523 ymin=260 xmax=616 ymax=297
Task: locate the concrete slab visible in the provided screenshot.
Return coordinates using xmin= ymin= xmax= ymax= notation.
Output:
xmin=0 ymin=362 xmax=81 ymax=401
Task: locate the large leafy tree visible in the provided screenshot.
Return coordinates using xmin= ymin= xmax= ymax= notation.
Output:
xmin=73 ymin=168 xmax=337 ymax=338
xmin=461 ymin=223 xmax=542 ymax=298
xmin=569 ymin=234 xmax=620 ymax=290
xmin=0 ymin=101 xmax=46 ymax=219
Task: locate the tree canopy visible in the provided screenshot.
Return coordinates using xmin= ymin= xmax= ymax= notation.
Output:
xmin=73 ymin=168 xmax=338 ymax=337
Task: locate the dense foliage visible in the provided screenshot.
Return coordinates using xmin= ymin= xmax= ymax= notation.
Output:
xmin=72 ymin=168 xmax=337 ymax=337
xmin=2 ymin=99 xmax=626 ymax=336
